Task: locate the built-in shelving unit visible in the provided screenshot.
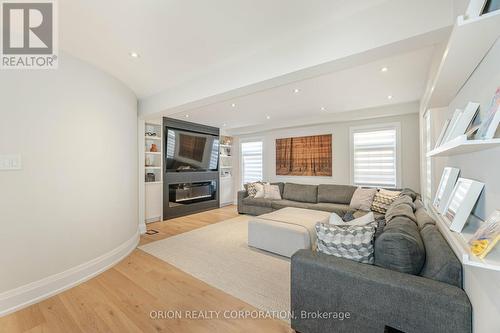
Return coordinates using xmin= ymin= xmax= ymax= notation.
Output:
xmin=427 ymin=136 xmax=500 ymax=157
xmin=219 ymin=136 xmax=234 ymax=206
xmin=144 ymin=122 xmax=163 ymax=223
xmin=145 ymin=123 xmax=162 ymax=184
xmin=430 ymin=205 xmax=500 ymax=271
xmin=423 ymin=10 xmax=500 ymax=109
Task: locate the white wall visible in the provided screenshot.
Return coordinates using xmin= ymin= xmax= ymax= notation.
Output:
xmin=0 ymin=52 xmax=139 ymax=312
xmin=427 ymin=39 xmax=500 ymax=332
xmin=235 ymin=106 xmax=420 ymax=191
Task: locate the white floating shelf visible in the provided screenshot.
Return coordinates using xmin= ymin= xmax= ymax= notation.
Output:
xmin=430 ymin=206 xmax=500 ymax=272
xmin=220 ymin=166 xmax=233 ymax=168
xmin=424 ymin=11 xmax=500 ymax=109
xmin=145 ymin=152 xmax=161 ymax=155
xmin=220 ymin=144 xmax=232 ymax=148
xmin=145 ymin=136 xmax=161 ymax=140
xmin=145 ymin=181 xmax=163 ymax=185
xmin=427 ymin=137 xmax=500 ymax=157
xmin=145 ymin=166 xmax=161 ymax=169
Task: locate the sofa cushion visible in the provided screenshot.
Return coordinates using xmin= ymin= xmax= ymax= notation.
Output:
xmin=415 ymin=206 xmax=436 ymax=230
xmin=419 ymin=225 xmax=462 ymax=287
xmin=313 ymin=203 xmax=353 ymax=215
xmin=242 ymin=197 xmax=273 ymax=208
xmin=283 ymin=183 xmax=318 ymax=203
xmin=374 ymin=216 xmax=425 ymax=275
xmin=317 ymin=184 xmax=357 ymax=204
xmin=271 ymin=199 xmax=315 ymax=211
xmin=385 ymin=195 xmax=416 ymax=223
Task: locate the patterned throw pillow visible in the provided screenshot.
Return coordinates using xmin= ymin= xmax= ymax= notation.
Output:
xmin=316 ymin=222 xmax=377 ymax=264
xmin=246 ymin=182 xmax=262 ymax=197
xmin=371 ymin=189 xmax=401 ymax=214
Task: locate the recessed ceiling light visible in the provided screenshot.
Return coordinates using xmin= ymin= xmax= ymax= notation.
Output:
xmin=293 ymin=88 xmax=300 ymax=93
xmin=380 ymin=67 xmax=388 ymax=72
xmin=266 ymin=115 xmax=271 ymax=120
xmin=185 ymin=114 xmax=189 ymax=118
xmin=320 ymin=107 xmax=326 ymax=111
xmin=231 ymin=103 xmax=236 ymax=108
xmin=387 ymin=95 xmax=393 ymax=100
xmin=129 ymin=52 xmax=140 ymax=58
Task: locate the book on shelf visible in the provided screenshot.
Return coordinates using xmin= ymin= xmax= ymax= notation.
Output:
xmin=469 ymin=210 xmax=500 ymax=259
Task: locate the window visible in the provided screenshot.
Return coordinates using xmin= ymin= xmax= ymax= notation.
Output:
xmin=351 ymin=125 xmax=400 ymax=188
xmin=241 ymin=140 xmax=263 ymax=185
xmin=425 ymin=112 xmax=433 ymax=203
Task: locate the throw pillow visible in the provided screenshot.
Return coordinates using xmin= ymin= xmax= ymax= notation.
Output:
xmin=371 ymin=189 xmax=401 ymax=214
xmin=253 ymin=182 xmax=265 ymax=198
xmin=329 ymin=213 xmax=344 ymax=225
xmin=246 ymin=182 xmax=262 ymax=197
xmin=329 ymin=212 xmax=375 ymax=226
xmin=316 ymin=222 xmax=377 ymax=264
xmin=349 ymin=187 xmax=377 ymax=211
xmin=263 ymin=183 xmax=282 ymax=200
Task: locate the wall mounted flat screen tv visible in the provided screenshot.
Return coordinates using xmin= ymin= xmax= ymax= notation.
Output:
xmin=165 ymin=128 xmax=219 ymax=172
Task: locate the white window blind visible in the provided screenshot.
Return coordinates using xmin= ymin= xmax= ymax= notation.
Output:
xmin=352 ymin=127 xmax=398 ymax=188
xmin=241 ymin=141 xmax=263 ymax=185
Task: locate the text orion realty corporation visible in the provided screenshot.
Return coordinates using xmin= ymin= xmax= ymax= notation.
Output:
xmin=1 ymin=0 xmax=58 ymax=69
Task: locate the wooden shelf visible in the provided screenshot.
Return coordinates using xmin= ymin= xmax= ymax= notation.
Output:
xmin=424 ymin=11 xmax=500 ymax=109
xmin=429 ymin=206 xmax=500 ymax=271
xmin=427 ymin=136 xmax=500 ymax=157
xmin=145 ymin=136 xmax=161 ymax=140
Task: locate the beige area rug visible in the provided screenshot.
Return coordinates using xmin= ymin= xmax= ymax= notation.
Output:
xmin=139 ymin=215 xmax=290 ymax=314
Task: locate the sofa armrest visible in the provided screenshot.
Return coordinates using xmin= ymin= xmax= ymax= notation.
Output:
xmin=237 ymin=190 xmax=248 ymax=213
xmin=291 ymin=250 xmax=471 ymax=333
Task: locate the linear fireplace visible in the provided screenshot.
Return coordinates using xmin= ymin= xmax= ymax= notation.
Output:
xmin=169 ymin=181 xmax=217 ymax=207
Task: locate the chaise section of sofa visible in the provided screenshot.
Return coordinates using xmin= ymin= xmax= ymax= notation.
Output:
xmin=290 ymin=197 xmax=472 ymax=333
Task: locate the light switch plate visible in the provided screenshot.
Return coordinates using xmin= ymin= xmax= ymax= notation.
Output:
xmin=0 ymin=154 xmax=22 ymax=170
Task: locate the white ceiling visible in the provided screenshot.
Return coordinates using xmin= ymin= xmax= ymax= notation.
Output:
xmin=59 ymin=0 xmax=456 ymax=132
xmin=167 ymin=46 xmax=435 ymax=131
xmin=60 ymin=0 xmax=387 ymax=98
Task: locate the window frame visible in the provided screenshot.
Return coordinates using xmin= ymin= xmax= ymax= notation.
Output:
xmin=349 ymin=122 xmax=402 ymax=189
xmin=239 ymin=137 xmax=265 ymax=187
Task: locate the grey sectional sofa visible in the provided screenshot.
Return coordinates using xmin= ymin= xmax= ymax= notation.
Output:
xmin=238 ymin=182 xmax=359 ymax=216
xmin=291 ymin=195 xmax=472 ymax=333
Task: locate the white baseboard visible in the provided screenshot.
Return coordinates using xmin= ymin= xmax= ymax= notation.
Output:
xmin=139 ymin=221 xmax=147 ymax=234
xmin=0 ymin=229 xmax=140 ymax=317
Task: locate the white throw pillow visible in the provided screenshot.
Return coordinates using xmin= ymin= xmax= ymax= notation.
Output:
xmin=253 ymin=182 xmax=265 ymax=198
xmin=349 ymin=187 xmax=377 ymax=211
xmin=329 ymin=213 xmax=344 ymax=225
xmin=329 ymin=212 xmax=375 ymax=226
xmin=264 ymin=184 xmax=282 ymax=200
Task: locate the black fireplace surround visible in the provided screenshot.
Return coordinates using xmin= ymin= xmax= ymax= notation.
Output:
xmin=163 ymin=117 xmax=220 ymax=219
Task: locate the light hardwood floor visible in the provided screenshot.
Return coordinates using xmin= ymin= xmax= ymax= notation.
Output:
xmin=0 ymin=206 xmax=293 ymax=333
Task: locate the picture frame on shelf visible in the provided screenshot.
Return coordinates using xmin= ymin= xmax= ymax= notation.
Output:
xmin=476 ymin=87 xmax=500 ymax=140
xmin=434 ymin=119 xmax=451 ymax=148
xmin=433 ymin=167 xmax=460 ymax=214
xmin=445 ymin=102 xmax=480 ymax=143
xmin=443 ymin=178 xmax=485 ymax=232
xmin=442 ymin=109 xmax=463 ymax=144
xmin=469 ymin=210 xmax=500 ymax=259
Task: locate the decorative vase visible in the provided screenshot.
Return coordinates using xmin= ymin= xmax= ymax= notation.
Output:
xmin=150 ymin=144 xmax=158 ymax=152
